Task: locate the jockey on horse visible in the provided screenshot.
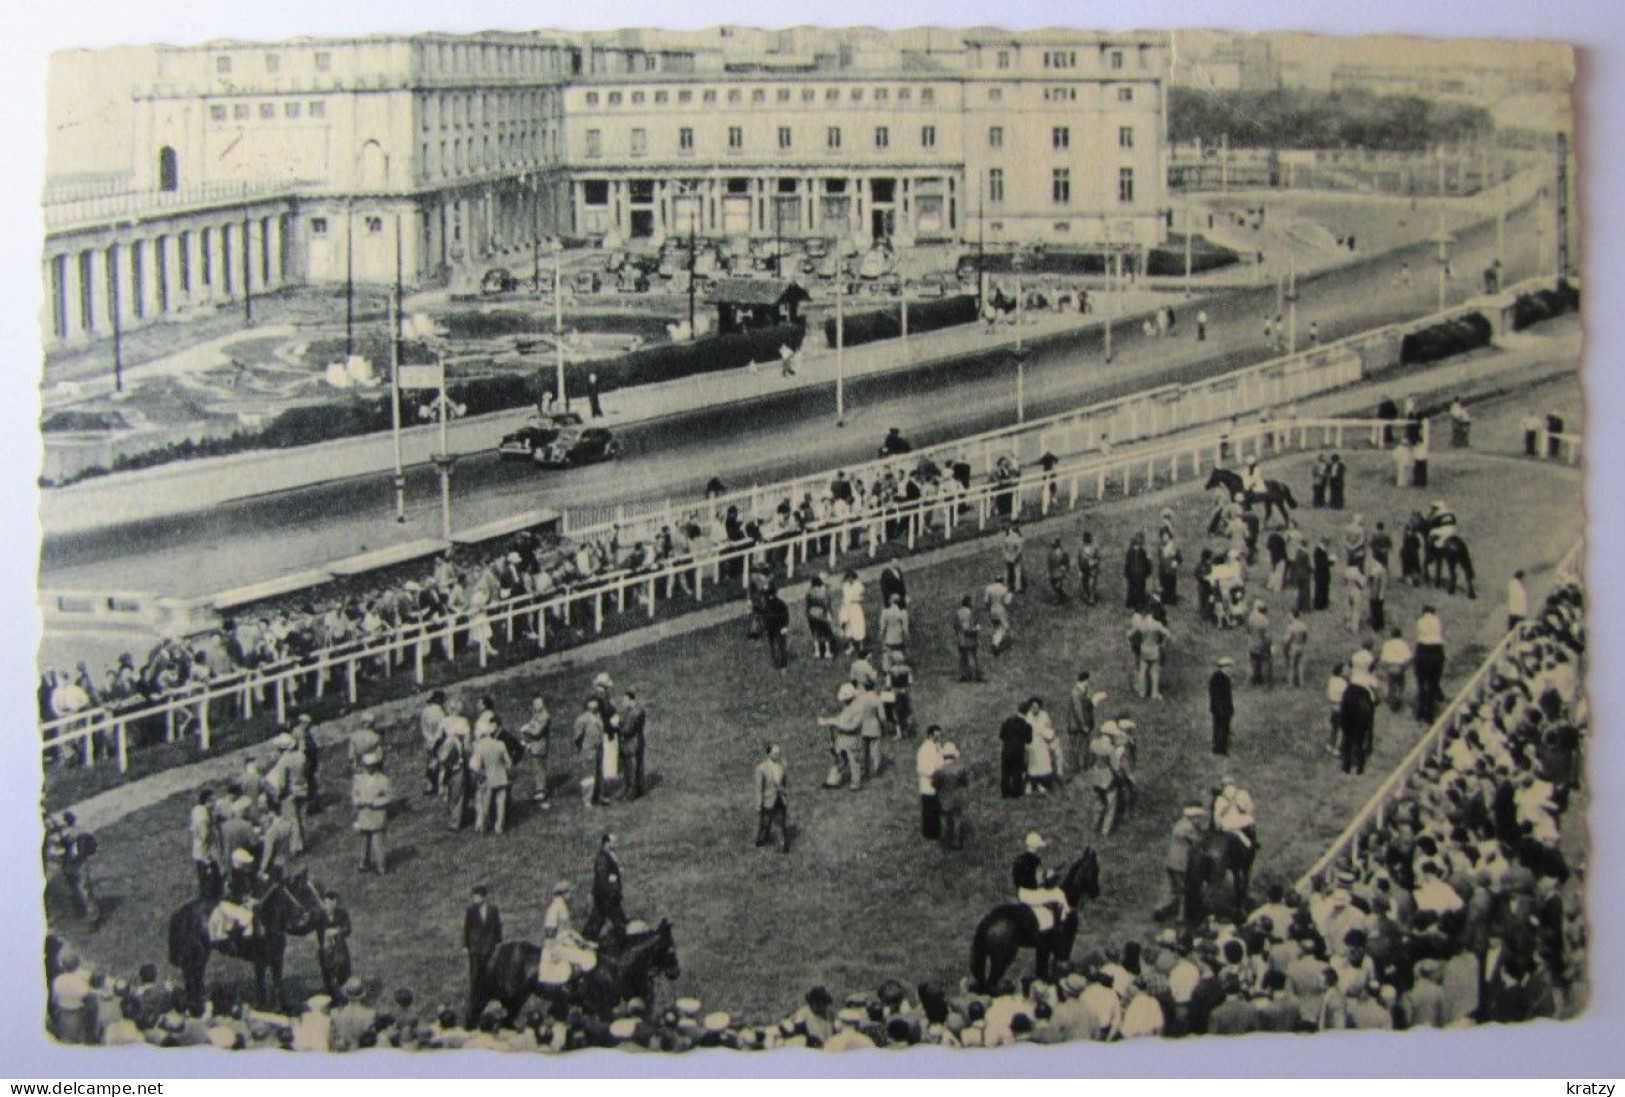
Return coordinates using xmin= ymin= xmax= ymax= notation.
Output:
xmin=538 ymin=880 xmax=598 ymax=988
xmin=207 ymin=848 xmax=262 ymax=945
xmin=1013 ymin=832 xmax=1070 ymax=935
xmin=1212 ymin=775 xmax=1258 ymax=857
xmin=1425 ymin=501 xmax=1459 ymax=552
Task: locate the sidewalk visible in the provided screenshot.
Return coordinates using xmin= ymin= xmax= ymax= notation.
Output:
xmin=56 ymin=350 xmax=1582 ymax=827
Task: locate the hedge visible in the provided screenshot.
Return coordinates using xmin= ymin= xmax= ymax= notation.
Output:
xmin=45 ymin=323 xmax=807 ymax=486
xmin=823 ymin=294 xmax=979 ymax=349
xmin=963 ymin=236 xmax=1240 ymax=279
xmin=1510 ymin=279 xmax=1582 ymax=332
xmin=1399 ymin=313 xmax=1493 ymax=366
xmin=438 ymin=310 xmax=674 ymax=342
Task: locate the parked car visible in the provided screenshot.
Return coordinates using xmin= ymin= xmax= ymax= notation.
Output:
xmin=497 ymin=412 xmax=585 ymax=459
xmin=572 ymin=270 xmax=602 ymax=294
xmin=535 ymin=425 xmax=620 ymax=468
xmin=481 ymin=267 xmax=519 ymax=295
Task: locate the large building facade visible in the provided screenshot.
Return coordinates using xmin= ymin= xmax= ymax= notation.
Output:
xmin=42 ymin=28 xmax=1168 ymax=348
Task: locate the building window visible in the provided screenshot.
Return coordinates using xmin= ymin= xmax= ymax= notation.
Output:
xmin=827 ymin=126 xmax=841 ymax=150
xmin=802 ymin=88 xmax=816 ymax=102
xmin=585 ymin=91 xmax=599 ymax=106
xmin=366 ymin=216 xmax=383 ymax=233
xmin=988 ymin=87 xmax=1002 ymax=102
xmin=1118 ymin=167 xmax=1135 ymax=203
xmin=311 ymin=217 xmax=328 ymax=235
xmin=260 ymin=103 xmax=276 ymax=119
xmin=630 ymin=91 xmax=644 ymax=104
xmin=728 ymin=126 xmax=743 ymax=150
xmin=582 ymin=180 xmax=609 ymax=206
xmin=678 ymin=89 xmax=692 ymax=103
xmin=898 ymin=87 xmax=911 ymax=101
xmin=921 ymin=87 xmax=934 ymax=102
xmin=727 ymin=89 xmax=741 ymax=103
xmin=1053 ymin=222 xmax=1071 ymax=233
xmin=607 ymin=91 xmax=622 ymax=106
xmin=315 ymin=51 xmax=332 ymax=72
xmin=679 ymin=127 xmax=694 ymax=152
xmin=703 ymin=89 xmax=717 ymax=103
xmin=216 ymin=55 xmax=232 ymax=74
xmin=234 ymin=104 xmax=250 ymax=120
xmin=1044 ymin=50 xmax=1077 ymax=69
xmin=1053 ymin=126 xmax=1070 ymax=150
xmin=778 ymin=126 xmax=793 ymax=150
xmin=285 ymin=102 xmax=301 ymax=119
xmin=1053 ymin=168 xmax=1071 ymax=204
xmin=778 ymin=88 xmax=792 ymax=102
xmin=1111 ymin=50 xmax=1125 ymax=70
xmin=875 ymin=87 xmax=888 ymax=101
xmin=850 ymin=88 xmax=863 ymax=102
xmin=921 ymin=125 xmax=936 ymax=148
xmin=210 ymin=104 xmax=227 ymax=121
xmin=826 ymin=87 xmax=840 ymax=101
xmin=874 ymin=125 xmax=888 ymax=149
xmin=752 ymin=88 xmax=766 ymax=103
xmin=654 ymin=90 xmax=669 ymax=103
xmin=1117 ymin=86 xmax=1134 ymax=102
xmin=265 ymin=53 xmax=281 ymax=73
xmin=630 ymin=127 xmax=647 ymax=156
xmin=988 ymin=168 xmax=1004 ymax=204
xmin=996 ymin=50 xmax=1010 ymax=69
xmin=988 ymin=125 xmax=1003 ymax=149
xmin=585 ymin=129 xmax=602 ymax=157
xmin=1045 ymin=87 xmax=1078 ymax=102
xmin=1119 ymin=125 xmax=1134 ymax=148
xmin=309 ymin=101 xmax=326 ymax=118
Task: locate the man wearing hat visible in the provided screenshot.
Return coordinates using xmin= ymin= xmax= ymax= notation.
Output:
xmin=914 ymin=727 xmax=946 ymax=841
xmin=584 ymin=832 xmax=629 ymax=942
xmin=1156 ymin=803 xmax=1209 ymax=920
xmin=316 ymin=889 xmax=353 ymax=998
xmin=348 ymin=714 xmax=383 ymax=773
xmin=517 ymin=696 xmax=553 ymax=808
xmin=332 ymin=977 xmax=377 ymax=1049
xmin=1209 ymin=657 xmax=1236 ymax=756
xmin=463 ymin=885 xmax=503 ymax=1025
xmin=618 ymin=689 xmax=647 ymax=801
xmin=350 ymin=751 xmax=393 ymax=874
xmin=468 ymin=719 xmax=513 ymax=835
xmin=294 ymin=713 xmax=322 ymax=815
xmin=932 ymin=743 xmax=969 ymax=850
xmin=1213 ymin=775 xmax=1258 ymax=854
xmin=208 ymin=849 xmax=260 ymax=943
xmin=1013 ymin=833 xmax=1070 ymax=933
xmin=1087 ymin=719 xmax=1130 ymax=837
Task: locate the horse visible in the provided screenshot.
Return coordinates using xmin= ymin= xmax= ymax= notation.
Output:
xmin=166 ymin=870 xmax=325 ymax=1016
xmin=1183 ymin=830 xmax=1256 ymax=924
xmin=479 ymin=919 xmax=681 ymax=1024
xmin=969 ymin=849 xmax=1100 ymax=994
xmin=1204 ymin=468 xmax=1298 ymax=528
xmin=1422 ymin=529 xmax=1477 ymax=599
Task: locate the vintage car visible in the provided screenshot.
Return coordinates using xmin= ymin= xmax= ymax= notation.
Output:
xmin=534 ymin=425 xmax=620 ymax=468
xmin=496 ymin=411 xmax=585 ymax=459
xmin=481 ymin=267 xmax=520 ymax=295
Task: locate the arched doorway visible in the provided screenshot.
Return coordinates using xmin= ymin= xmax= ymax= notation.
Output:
xmin=158 ymin=147 xmax=179 ymax=192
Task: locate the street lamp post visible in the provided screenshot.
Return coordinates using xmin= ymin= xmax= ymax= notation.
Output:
xmin=389 ymin=213 xmax=406 ymax=523
xmin=553 ymin=238 xmax=567 ymax=411
xmin=434 ymin=349 xmax=453 ymax=540
xmin=1011 ymin=252 xmax=1028 ymax=423
xmin=834 ymin=274 xmax=846 ymax=427
xmin=1286 ymin=255 xmax=1299 ymax=354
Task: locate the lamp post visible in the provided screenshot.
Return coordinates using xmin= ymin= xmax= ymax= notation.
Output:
xmin=834 ymin=272 xmax=846 ymax=427
xmin=1286 ymin=255 xmax=1299 ymax=354
xmin=553 ymin=237 xmax=567 ymax=411
xmin=1011 ymin=251 xmax=1028 ymax=423
xmin=389 ymin=213 xmax=406 ymax=523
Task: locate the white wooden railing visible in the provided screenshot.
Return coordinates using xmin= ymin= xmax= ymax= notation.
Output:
xmin=42 ymin=415 xmax=1399 ymax=776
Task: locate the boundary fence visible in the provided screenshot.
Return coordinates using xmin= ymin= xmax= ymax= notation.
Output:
xmin=1295 ymin=536 xmax=1585 ymax=892
xmin=42 ymin=415 xmax=1403 ymax=777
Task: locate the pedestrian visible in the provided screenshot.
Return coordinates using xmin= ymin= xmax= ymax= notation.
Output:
xmin=1247 ymin=601 xmax=1274 ymax=686
xmin=617 ymin=690 xmax=647 ymax=801
xmin=1124 ymin=534 xmax=1152 ymax=611
xmin=883 ymin=653 xmax=915 ymax=739
xmin=1313 ymin=537 xmax=1333 ymax=611
xmin=1138 ymin=611 xmax=1172 ymax=700
xmin=439 ymin=697 xmax=473 ymax=829
xmin=1378 ymin=627 xmax=1413 ymax=712
xmin=1025 ymin=698 xmax=1060 ymax=794
xmin=933 ymin=744 xmax=969 ymax=850
xmin=1003 ymin=524 xmax=1026 ymax=594
xmin=779 ymin=340 xmax=797 ymax=378
xmin=1066 ymin=670 xmax=1097 ymax=769
xmin=584 ymin=832 xmax=628 ymax=942
xmin=805 ymin=576 xmax=836 ymax=660
xmin=984 ymin=573 xmax=1013 ymax=656
xmin=1077 ymin=530 xmax=1101 ymax=605
xmin=587 ymin=372 xmax=603 ymax=419
xmin=1366 ymin=555 xmax=1389 ymax=633
xmin=1325 ymin=662 xmax=1348 ymax=756
xmin=462 ymin=886 xmax=502 ymax=1027
xmin=1411 ymin=432 xmax=1430 ymax=488
xmin=347 ymin=713 xmax=383 ymax=773
xmin=999 ymin=702 xmax=1033 ymax=799
xmin=316 ymin=890 xmax=353 ymax=999
xmin=296 ymin=713 xmax=322 ymax=815
xmin=763 ymin=585 xmax=791 ymax=670
xmin=350 ymin=753 xmax=392 ymax=874
xmin=1158 ymin=529 xmax=1183 ymax=606
xmin=189 ymin=789 xmax=222 ymax=899
xmin=1283 ymin=608 xmax=1310 ymax=687
xmin=1155 ymin=804 xmax=1207 ymax=919
xmin=419 ymin=691 xmax=448 ymax=796
xmin=838 ymin=570 xmax=868 ymax=656
xmin=468 ymin=724 xmax=512 ymax=835
xmin=1413 ymin=606 xmax=1447 ymax=724
xmin=1311 ymin=454 xmax=1329 ymax=508
xmin=573 ymin=698 xmax=608 ymax=807
xmin=1326 ymin=454 xmax=1347 ymax=510
xmin=46 ymin=813 xmax=100 ymax=924
xmin=518 ymin=697 xmax=552 ymax=808
xmin=915 ymin=726 xmax=946 ymax=840
xmin=1506 ymin=569 xmax=1528 ymax=631
xmin=1522 ymin=413 xmax=1542 ymax=457
xmin=878 ymin=593 xmax=910 ymax=663
xmin=954 ymin=595 xmax=984 ymax=682
xmin=1047 ymin=538 xmax=1072 ymax=605
xmin=879 ymin=561 xmax=908 ymax=609
xmin=755 ymin=744 xmax=791 ymax=852
xmin=1340 ymin=665 xmax=1378 ymax=776
xmin=818 ymin=682 xmax=866 ymax=791
xmin=1196 ymin=309 xmax=1208 ymax=341
xmin=1209 ymin=657 xmax=1236 ymax=756
xmin=1290 ymin=540 xmax=1314 ymax=616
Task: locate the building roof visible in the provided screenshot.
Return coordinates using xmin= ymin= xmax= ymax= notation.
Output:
xmin=709 ymin=278 xmax=808 ymax=306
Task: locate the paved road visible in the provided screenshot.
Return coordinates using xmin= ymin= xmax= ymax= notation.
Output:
xmin=40 ymin=200 xmax=1554 ymax=601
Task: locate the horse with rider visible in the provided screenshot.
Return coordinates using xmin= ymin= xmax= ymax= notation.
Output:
xmin=970 ymin=834 xmax=1100 ymax=992
xmin=1206 ymin=460 xmax=1299 ymax=528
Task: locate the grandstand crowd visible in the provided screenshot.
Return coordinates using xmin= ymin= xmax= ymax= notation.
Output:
xmin=45 ymin=579 xmax=1587 ymax=1050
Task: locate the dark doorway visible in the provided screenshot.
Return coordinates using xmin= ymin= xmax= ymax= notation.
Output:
xmin=158 ymin=147 xmax=179 ymax=192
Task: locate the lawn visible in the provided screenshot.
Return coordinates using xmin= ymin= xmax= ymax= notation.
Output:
xmin=51 ymin=429 xmax=1582 ymax=1025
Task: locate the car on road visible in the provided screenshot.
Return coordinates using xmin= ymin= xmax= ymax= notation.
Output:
xmin=497 ymin=412 xmax=585 ymax=459
xmin=535 ymin=425 xmax=620 ymax=468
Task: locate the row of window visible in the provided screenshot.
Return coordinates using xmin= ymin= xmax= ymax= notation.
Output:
xmin=985 ymin=166 xmax=1135 ymax=204
xmin=583 ymin=83 xmax=939 ymax=109
xmin=217 ymin=51 xmax=332 ymax=75
xmin=585 ymin=123 xmax=945 ymax=158
xmin=208 ymin=100 xmax=327 ymax=122
xmin=215 ymin=42 xmax=574 ymax=80
xmin=420 ymin=90 xmax=555 ymax=133
xmin=422 ymin=130 xmax=556 ymax=179
xmin=985 ymin=125 xmax=1134 ymax=150
xmin=996 ymin=45 xmax=1149 ymax=71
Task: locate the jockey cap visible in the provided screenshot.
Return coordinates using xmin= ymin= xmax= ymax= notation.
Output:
xmin=1024 ymin=832 xmax=1048 ymax=852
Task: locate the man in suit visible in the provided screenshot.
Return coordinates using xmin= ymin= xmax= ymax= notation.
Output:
xmin=618 ymin=690 xmax=647 ymax=801
xmin=583 ymin=832 xmax=628 ymax=943
xmin=999 ymin=703 xmax=1033 ymax=799
xmin=755 ymin=744 xmax=790 ymax=853
xmin=462 ymin=885 xmax=502 ymax=1027
xmin=1209 ymin=657 xmax=1235 ymax=756
xmin=468 ymin=724 xmax=512 ymax=835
